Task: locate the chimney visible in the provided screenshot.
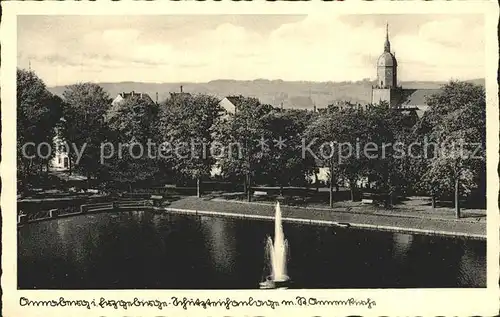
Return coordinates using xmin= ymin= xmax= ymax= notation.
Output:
xmin=131 ymin=91 xmax=135 ymax=97
xmin=180 ymin=85 xmax=183 ymax=93
xmin=280 ymin=102 xmax=283 ymax=110
xmin=156 ymin=92 xmax=158 ymax=104
xmin=314 ymin=105 xmax=317 ymax=112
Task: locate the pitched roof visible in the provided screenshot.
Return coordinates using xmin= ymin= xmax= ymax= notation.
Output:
xmin=225 ymin=96 xmax=243 ymax=107
xmin=400 ymin=88 xmax=441 ymax=107
xmin=112 ymin=91 xmax=154 ymax=106
xmin=108 ymin=91 xmax=155 ymax=121
xmin=394 ymin=88 xmax=441 ymax=118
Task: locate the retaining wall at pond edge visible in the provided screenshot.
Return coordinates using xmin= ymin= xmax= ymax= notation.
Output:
xmin=16 ymin=200 xmax=486 ymax=241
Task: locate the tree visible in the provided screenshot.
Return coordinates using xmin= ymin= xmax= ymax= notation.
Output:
xmin=362 ymin=104 xmax=416 ymax=207
xmin=262 ymin=109 xmax=316 ymax=193
xmin=336 ymin=109 xmax=368 ymax=203
xmin=61 ymin=83 xmax=111 ymax=187
xmin=420 ymin=81 xmax=486 ymax=218
xmin=213 ymin=96 xmax=273 ymax=201
xmin=305 ymin=114 xmax=337 ymax=207
xmin=105 ymin=95 xmax=160 ymax=189
xmin=17 ymin=68 xmax=62 ymax=185
xmin=305 ymin=105 xmax=366 ymax=206
xmin=158 ymin=93 xmax=223 ymax=197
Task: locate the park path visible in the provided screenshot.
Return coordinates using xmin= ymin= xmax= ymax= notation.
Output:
xmin=167 ymin=196 xmax=486 ymax=240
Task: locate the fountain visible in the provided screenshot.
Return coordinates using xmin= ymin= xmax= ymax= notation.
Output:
xmin=260 ymin=202 xmax=290 ymax=289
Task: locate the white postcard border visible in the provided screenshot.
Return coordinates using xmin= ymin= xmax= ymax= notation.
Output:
xmin=2 ymin=1 xmax=499 ymax=316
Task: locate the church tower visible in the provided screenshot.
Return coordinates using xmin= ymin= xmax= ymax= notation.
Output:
xmin=371 ymin=23 xmax=400 ymax=107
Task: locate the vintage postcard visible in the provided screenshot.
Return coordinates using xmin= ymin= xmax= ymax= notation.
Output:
xmin=2 ymin=1 xmax=499 ymax=316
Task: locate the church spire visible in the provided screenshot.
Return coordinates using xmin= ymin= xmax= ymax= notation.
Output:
xmin=384 ymin=22 xmax=391 ymax=53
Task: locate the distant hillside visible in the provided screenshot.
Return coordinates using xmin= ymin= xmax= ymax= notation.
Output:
xmin=48 ymin=78 xmax=485 ymax=110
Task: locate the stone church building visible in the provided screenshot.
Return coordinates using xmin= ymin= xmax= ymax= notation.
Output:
xmin=312 ymin=25 xmax=442 ymax=185
xmin=371 ymin=24 xmax=439 ymax=117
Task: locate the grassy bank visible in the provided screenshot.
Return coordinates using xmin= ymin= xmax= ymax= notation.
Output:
xmin=167 ymin=196 xmax=486 ymax=240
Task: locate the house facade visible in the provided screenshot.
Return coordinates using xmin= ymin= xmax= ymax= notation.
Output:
xmin=50 ymin=130 xmax=69 ymax=171
xmin=219 ymin=96 xmax=242 ymax=114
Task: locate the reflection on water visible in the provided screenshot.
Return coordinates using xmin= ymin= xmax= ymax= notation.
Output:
xmin=18 ymin=211 xmax=486 ymax=289
xmin=392 ymin=233 xmax=413 ymax=260
xmin=458 ymin=242 xmax=487 ymax=287
xmin=199 ymin=217 xmax=237 ymax=274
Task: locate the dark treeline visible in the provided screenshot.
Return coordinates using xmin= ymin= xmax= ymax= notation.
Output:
xmin=17 ymin=68 xmax=485 ymax=217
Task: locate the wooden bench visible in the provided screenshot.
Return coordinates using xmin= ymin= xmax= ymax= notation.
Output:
xmin=18 ymin=214 xmax=28 ymax=224
xmin=150 ymin=195 xmax=165 ymax=207
xmin=49 ymin=208 xmax=60 ymax=218
xmin=254 ymin=191 xmax=267 ymax=196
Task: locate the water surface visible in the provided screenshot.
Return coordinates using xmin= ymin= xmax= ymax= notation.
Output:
xmin=18 ymin=211 xmax=486 ymax=289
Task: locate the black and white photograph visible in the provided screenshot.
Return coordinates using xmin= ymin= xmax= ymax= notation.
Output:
xmin=3 ymin=1 xmax=499 ymax=316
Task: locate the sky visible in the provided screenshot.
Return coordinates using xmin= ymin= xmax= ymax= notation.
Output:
xmin=17 ymin=14 xmax=485 ymax=86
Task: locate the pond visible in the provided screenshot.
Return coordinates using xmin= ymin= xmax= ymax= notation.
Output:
xmin=18 ymin=210 xmax=486 ymax=289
